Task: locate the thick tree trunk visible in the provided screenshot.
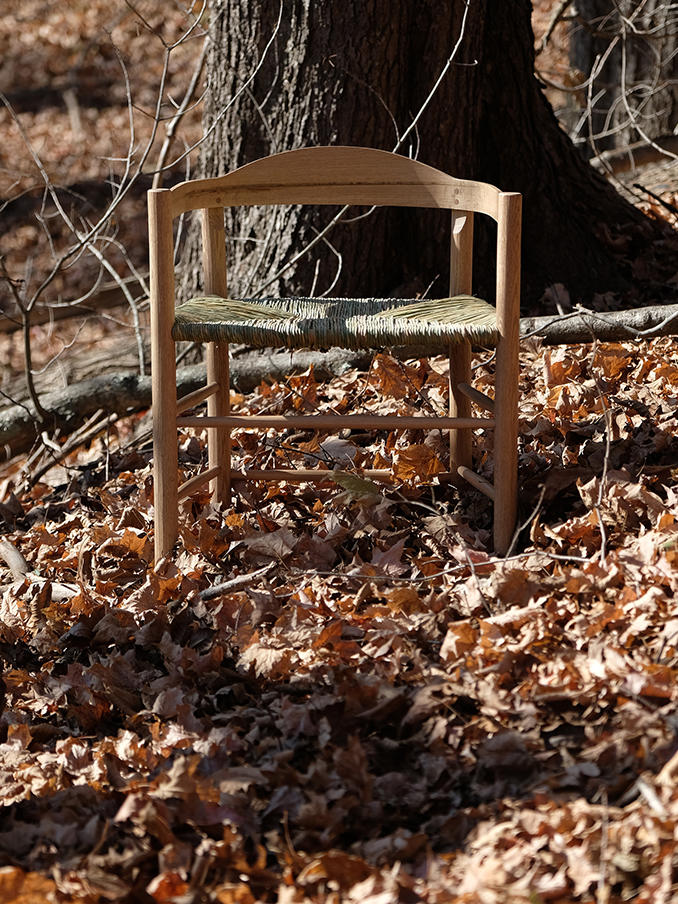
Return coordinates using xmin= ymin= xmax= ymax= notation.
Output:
xmin=181 ymin=0 xmax=665 ymax=309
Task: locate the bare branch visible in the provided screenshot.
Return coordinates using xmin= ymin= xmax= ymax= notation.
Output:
xmin=536 ymin=0 xmax=574 ymax=56
xmin=152 ymin=35 xmax=208 ymax=188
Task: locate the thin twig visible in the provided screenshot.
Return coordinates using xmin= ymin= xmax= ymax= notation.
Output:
xmin=152 ymin=36 xmax=209 ymax=189
xmin=536 ymin=0 xmax=573 ymax=56
xmin=26 ymin=411 xmax=119 ymax=488
xmin=632 ymin=183 xmax=678 ymax=218
xmin=199 ymin=563 xmax=276 ymax=600
xmin=506 ymin=484 xmax=547 ymax=558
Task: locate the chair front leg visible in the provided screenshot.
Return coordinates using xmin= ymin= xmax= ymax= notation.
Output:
xmin=152 ymin=375 xmax=179 ymax=560
xmin=492 ymin=337 xmax=518 ymax=556
xmin=492 ymin=191 xmax=521 ymax=556
xmin=150 ymin=187 xmax=179 ymax=561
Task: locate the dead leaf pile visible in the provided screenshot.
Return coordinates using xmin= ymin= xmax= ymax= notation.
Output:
xmin=1 ymin=336 xmax=678 ymax=902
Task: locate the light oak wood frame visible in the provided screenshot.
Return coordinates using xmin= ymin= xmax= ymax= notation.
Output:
xmin=149 ymin=146 xmax=522 ymax=560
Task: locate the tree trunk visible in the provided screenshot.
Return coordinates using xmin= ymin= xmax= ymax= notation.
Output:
xmin=181 ymin=0 xmax=666 ymax=309
xmin=571 ymin=1 xmax=678 ymax=154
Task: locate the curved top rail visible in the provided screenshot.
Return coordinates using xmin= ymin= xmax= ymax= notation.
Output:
xmin=166 ymin=146 xmax=503 ymax=221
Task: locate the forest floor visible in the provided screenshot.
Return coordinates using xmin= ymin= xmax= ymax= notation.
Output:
xmin=2 ymin=336 xmax=678 ymax=903
xmin=1 ymin=3 xmax=678 ymax=903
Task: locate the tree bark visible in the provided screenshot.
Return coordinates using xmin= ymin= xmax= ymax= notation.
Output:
xmin=180 ymin=0 xmax=667 ymax=309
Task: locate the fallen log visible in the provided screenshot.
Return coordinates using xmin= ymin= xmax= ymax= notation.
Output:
xmin=2 ymin=302 xmax=678 ymax=459
xmin=589 ymin=134 xmax=678 ymax=175
xmin=520 ymin=302 xmax=678 ymax=345
xmin=0 ymin=349 xmax=369 ymax=460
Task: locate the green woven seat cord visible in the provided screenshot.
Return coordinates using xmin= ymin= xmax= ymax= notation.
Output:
xmin=172 ymin=294 xmax=498 ymax=350
xmin=377 ymin=295 xmax=493 ymax=324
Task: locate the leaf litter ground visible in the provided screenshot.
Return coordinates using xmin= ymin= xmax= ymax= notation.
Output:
xmin=1 ymin=336 xmax=678 ymax=903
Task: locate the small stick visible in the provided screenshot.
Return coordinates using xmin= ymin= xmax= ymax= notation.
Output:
xmin=632 ymin=183 xmax=678 ymax=218
xmin=27 ymin=411 xmax=118 ymax=487
xmin=199 ymin=563 xmax=275 ymax=600
xmin=0 ymin=537 xmax=29 ymax=581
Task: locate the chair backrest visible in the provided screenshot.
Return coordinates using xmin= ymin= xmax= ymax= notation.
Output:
xmin=164 ymin=146 xmax=504 ymax=220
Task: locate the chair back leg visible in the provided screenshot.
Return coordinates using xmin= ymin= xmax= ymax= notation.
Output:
xmin=207 ymin=341 xmax=231 ymax=502
xmin=202 ymin=208 xmax=231 ymax=504
xmin=448 ymin=211 xmax=474 ymax=472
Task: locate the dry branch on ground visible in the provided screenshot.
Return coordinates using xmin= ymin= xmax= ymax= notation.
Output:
xmin=4 ymin=302 xmax=678 ymax=458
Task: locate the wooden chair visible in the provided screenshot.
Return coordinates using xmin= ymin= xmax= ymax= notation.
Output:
xmin=149 ymin=146 xmax=521 ymax=560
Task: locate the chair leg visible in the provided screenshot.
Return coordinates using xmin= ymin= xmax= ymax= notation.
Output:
xmin=152 ymin=336 xmax=179 ymax=561
xmin=493 ymin=335 xmax=519 ymax=556
xmin=493 ymin=191 xmax=521 ymax=556
xmin=207 ymin=341 xmax=231 ymax=504
xmin=449 ymin=340 xmax=472 ymax=473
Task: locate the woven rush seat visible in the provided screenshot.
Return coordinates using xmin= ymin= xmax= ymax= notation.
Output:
xmin=172 ymin=294 xmax=498 ymax=351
